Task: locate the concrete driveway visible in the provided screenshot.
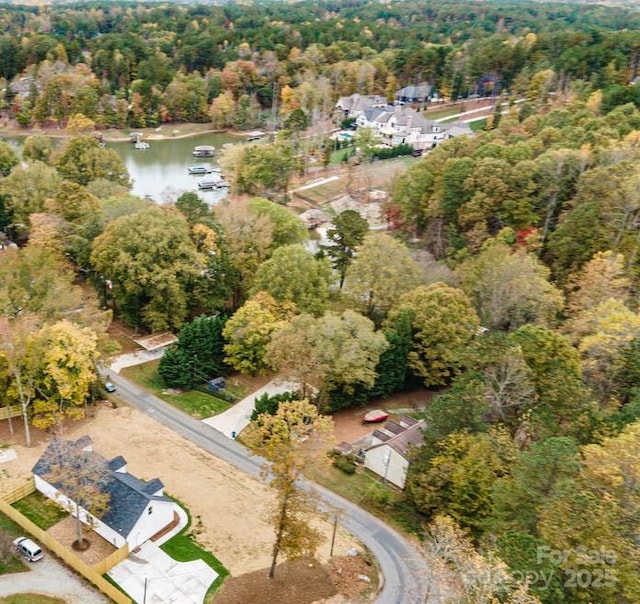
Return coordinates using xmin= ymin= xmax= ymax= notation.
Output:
xmin=108 ymin=540 xmax=217 ymax=604
xmin=202 ymin=378 xmax=298 ymax=438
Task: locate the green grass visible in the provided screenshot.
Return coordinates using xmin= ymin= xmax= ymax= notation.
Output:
xmin=12 ymin=492 xmax=68 ymax=530
xmin=0 ymin=596 xmax=68 ymax=604
xmin=470 ymin=118 xmax=487 ymax=131
xmin=161 ymin=496 xmax=229 ymax=601
xmin=121 ymin=360 xmax=232 ymax=419
xmin=308 ymin=464 xmax=425 ymax=535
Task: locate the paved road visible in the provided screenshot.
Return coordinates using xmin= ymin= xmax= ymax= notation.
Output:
xmin=105 ymin=371 xmax=430 ymax=604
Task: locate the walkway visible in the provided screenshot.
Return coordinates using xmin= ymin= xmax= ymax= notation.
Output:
xmin=201 ymin=378 xmax=298 ymax=438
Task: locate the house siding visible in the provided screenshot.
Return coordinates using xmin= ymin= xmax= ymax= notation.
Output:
xmin=364 ymin=445 xmax=409 ymax=489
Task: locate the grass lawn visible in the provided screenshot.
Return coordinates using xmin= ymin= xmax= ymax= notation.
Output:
xmin=12 ymin=492 xmax=68 ymax=530
xmin=121 ymin=360 xmax=233 ymax=419
xmin=0 ymin=596 xmax=68 ymax=604
xmin=308 ymin=463 xmax=425 ymax=535
xmin=470 ymin=119 xmax=487 ymax=131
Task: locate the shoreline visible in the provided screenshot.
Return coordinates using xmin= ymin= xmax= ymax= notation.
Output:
xmin=0 ymin=122 xmax=250 ymax=144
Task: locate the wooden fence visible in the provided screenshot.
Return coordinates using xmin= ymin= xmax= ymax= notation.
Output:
xmin=93 ymin=542 xmax=130 ymax=575
xmin=0 ymin=405 xmax=22 ymax=421
xmin=1 ymin=478 xmax=36 ymax=504
xmin=1 ymin=483 xmax=132 ymax=604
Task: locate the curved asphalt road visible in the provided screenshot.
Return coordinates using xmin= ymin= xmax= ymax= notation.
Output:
xmin=105 ymin=371 xmax=430 ymax=604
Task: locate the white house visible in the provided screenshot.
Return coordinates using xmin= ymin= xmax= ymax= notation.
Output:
xmin=364 ymin=416 xmax=425 ymax=489
xmin=33 ymin=436 xmax=177 ymax=549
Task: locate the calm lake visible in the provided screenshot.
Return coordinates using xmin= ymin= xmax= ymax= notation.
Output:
xmin=5 ymin=131 xmax=247 ymax=205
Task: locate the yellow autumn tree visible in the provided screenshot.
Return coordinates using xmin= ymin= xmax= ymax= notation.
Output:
xmin=28 ymin=320 xmax=100 ymax=431
xmin=244 ymin=399 xmax=334 ymax=578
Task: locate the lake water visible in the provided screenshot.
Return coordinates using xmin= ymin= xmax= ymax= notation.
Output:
xmin=105 ymin=132 xmax=243 ymax=204
xmin=5 ymin=131 xmax=246 ymax=205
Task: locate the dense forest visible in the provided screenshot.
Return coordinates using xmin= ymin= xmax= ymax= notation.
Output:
xmin=1 ymin=0 xmax=640 ymax=128
xmin=2 ymin=1 xmax=640 ymax=602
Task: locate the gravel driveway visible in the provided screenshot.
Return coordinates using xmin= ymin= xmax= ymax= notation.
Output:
xmin=0 ymin=555 xmax=109 ymax=603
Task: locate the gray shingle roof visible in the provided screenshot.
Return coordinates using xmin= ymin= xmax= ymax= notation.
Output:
xmin=33 ymin=437 xmax=170 ymax=539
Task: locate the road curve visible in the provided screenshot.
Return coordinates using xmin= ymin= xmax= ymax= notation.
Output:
xmin=105 ymin=371 xmax=430 ymax=603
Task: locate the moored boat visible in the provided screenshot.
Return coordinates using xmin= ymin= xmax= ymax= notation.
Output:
xmin=193 ymin=145 xmax=215 ymax=157
xmin=188 ymin=166 xmax=211 ymax=174
xmin=363 ymin=409 xmax=390 ymax=423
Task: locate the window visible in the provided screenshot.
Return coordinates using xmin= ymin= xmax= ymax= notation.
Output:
xmin=148 ymin=506 xmax=153 ymax=515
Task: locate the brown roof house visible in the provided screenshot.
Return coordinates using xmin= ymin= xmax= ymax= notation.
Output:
xmin=364 ymin=416 xmax=425 ymax=489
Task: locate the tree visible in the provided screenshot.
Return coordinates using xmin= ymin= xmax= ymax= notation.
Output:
xmin=41 ymin=437 xmax=111 ymax=550
xmin=55 ymin=136 xmax=130 ymax=188
xmin=0 ymin=141 xmax=19 ymax=177
xmin=90 ymin=206 xmax=206 ymax=330
xmin=214 ymin=198 xmax=274 ymax=305
xmin=456 ymin=241 xmax=564 ymax=331
xmin=251 ymin=390 xmax=301 ymax=421
xmin=538 ymin=424 xmax=640 ymax=603
xmin=234 ymin=143 xmax=295 ymax=201
xmin=511 ymin=325 xmax=589 ymax=437
xmin=491 ymin=437 xmax=580 ymax=535
xmin=250 ymin=244 xmax=333 ymax=316
xmin=22 ymin=134 xmax=53 ymax=163
xmin=564 ymin=250 xmax=629 ymax=316
xmin=566 ymin=298 xmax=640 ymax=401
xmin=0 ymin=161 xmax=61 ymax=234
xmin=343 ymin=233 xmax=425 ymax=322
xmin=388 ymin=283 xmax=480 ymax=387
xmin=223 ymin=292 xmax=295 ymax=376
xmin=422 ymin=515 xmax=542 ymax=604
xmin=323 ymin=209 xmax=369 ymax=289
xmin=408 ymin=428 xmax=515 ymax=534
xmin=159 ymin=314 xmax=228 ymax=389
xmin=243 ymin=400 xmax=333 ymax=578
xmin=0 ymin=247 xmax=86 ymax=446
xmin=28 ymin=320 xmax=100 ymax=431
xmin=248 ymin=197 xmax=308 ymax=250
xmin=268 ymin=310 xmax=388 ymax=408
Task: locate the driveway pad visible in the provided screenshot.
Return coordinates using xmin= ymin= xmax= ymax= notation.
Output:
xmin=108 ymin=540 xmax=217 ymax=604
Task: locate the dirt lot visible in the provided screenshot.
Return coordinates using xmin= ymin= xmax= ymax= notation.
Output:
xmin=0 ymin=404 xmax=359 ymax=577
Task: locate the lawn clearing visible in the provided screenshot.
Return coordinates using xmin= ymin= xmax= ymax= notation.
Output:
xmin=308 ymin=464 xmax=425 ymax=535
xmin=120 ymin=360 xmax=232 ymax=419
xmin=12 ymin=491 xmax=68 ymax=530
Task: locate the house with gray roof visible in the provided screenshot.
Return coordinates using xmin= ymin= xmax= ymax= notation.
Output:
xmin=364 ymin=416 xmax=425 ymax=489
xmin=394 ymin=82 xmax=434 ymax=105
xmin=33 ymin=436 xmax=177 ymax=549
xmin=335 ymin=93 xmax=388 ymax=119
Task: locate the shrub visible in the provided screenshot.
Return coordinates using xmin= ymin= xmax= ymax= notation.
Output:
xmin=333 ymin=455 xmax=357 ymax=475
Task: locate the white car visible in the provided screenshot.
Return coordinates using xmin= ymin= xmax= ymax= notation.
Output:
xmin=104 ymin=381 xmax=117 ymax=393
xmin=13 ymin=536 xmax=43 ymax=562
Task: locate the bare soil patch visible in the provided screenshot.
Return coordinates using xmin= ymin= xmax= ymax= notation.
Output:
xmin=331 ymin=388 xmax=432 ymax=444
xmin=47 ymin=516 xmax=116 ymax=566
xmin=212 ymin=554 xmax=375 ymax=604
